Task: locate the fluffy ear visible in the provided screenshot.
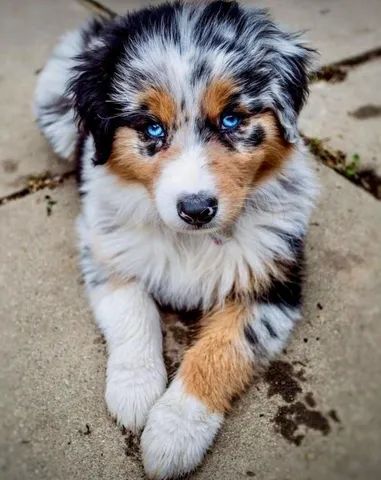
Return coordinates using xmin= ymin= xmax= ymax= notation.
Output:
xmin=68 ymin=20 xmax=120 ymax=165
xmin=270 ymin=34 xmax=315 ymax=143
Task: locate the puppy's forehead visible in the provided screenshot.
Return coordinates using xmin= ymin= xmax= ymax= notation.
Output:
xmin=137 ymin=77 xmax=239 ymax=120
xmin=115 ymin=45 xmax=240 ymax=115
xmin=111 ymin=6 xmax=255 ymax=114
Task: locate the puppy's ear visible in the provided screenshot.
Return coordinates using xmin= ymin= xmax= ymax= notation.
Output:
xmin=69 ymin=21 xmax=120 ymax=165
xmin=270 ymin=34 xmax=316 ymax=143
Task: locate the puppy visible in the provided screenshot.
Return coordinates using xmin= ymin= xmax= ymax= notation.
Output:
xmin=34 ymin=1 xmax=317 ymax=478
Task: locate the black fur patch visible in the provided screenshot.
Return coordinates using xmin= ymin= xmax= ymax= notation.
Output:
xmin=244 ymin=324 xmax=259 ymax=346
xmin=244 ymin=125 xmax=266 ymax=148
xmin=194 ymin=1 xmax=245 ymax=48
xmin=191 ymin=59 xmax=212 ymax=85
xmin=74 ymin=129 xmax=87 ymax=187
xmin=257 ymin=235 xmax=305 ymax=309
xmin=262 ymin=317 xmax=278 ymax=338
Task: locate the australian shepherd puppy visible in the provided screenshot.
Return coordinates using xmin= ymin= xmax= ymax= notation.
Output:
xmin=35 ymin=1 xmax=317 ymax=478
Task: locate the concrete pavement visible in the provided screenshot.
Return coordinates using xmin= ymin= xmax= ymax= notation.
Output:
xmin=1 ymin=1 xmax=380 ymax=479
xmin=0 ymin=0 xmax=91 ymax=198
xmin=301 ymin=58 xmax=381 ymax=175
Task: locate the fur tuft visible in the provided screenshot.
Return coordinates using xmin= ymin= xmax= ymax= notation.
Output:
xmin=34 ymin=19 xmax=108 ymax=160
xmin=34 ymin=30 xmax=82 ymax=159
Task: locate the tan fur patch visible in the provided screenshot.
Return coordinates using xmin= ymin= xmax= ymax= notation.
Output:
xmin=140 ymin=88 xmax=177 ymax=127
xmin=107 ymin=127 xmax=179 ymax=191
xmin=202 ymin=79 xmax=239 ymax=121
xmin=107 ymin=88 xmax=177 ymax=187
xmin=180 ymin=302 xmax=254 ymax=412
xmin=108 ymin=128 xmax=156 ymax=189
xmin=207 ymin=111 xmax=293 ymax=225
xmin=253 ymin=112 xmax=294 ymax=184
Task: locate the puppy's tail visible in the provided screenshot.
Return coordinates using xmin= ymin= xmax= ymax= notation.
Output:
xmin=34 ymin=29 xmax=84 ymax=160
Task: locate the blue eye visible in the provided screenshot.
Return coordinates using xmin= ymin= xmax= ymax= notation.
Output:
xmin=146 ymin=123 xmax=165 ymax=139
xmin=221 ymin=114 xmax=241 ymax=130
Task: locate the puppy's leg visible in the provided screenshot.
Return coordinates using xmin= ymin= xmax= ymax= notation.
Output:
xmin=81 ymin=245 xmax=167 ymax=433
xmin=141 ymin=301 xmax=300 ymax=479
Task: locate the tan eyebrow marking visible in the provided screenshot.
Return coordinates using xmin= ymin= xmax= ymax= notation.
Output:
xmin=108 ymin=126 xmax=181 ymax=191
xmin=201 ymin=78 xmax=239 ymax=122
xmin=139 ymin=87 xmax=177 ymax=127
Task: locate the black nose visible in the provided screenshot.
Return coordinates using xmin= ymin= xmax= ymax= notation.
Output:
xmin=177 ymin=194 xmax=218 ymax=226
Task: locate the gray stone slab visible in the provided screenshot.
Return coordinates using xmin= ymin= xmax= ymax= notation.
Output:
xmin=0 ymin=0 xmax=90 ymax=197
xmin=301 ymin=59 xmax=381 ymax=174
xmin=0 ymin=180 xmax=143 ymax=480
xmin=1 ymin=164 xmax=380 ymax=479
xmin=101 ymin=0 xmax=381 ymax=65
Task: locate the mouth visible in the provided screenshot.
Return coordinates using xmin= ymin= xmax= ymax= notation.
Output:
xmin=164 ymin=218 xmax=221 ymax=235
xmin=178 ymin=223 xmax=220 ymax=234
xmin=184 ymin=226 xmax=229 ymax=247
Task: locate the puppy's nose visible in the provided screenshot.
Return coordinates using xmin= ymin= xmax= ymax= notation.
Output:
xmin=177 ymin=194 xmax=218 ymax=226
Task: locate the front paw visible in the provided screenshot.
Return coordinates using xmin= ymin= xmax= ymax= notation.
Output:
xmin=141 ymin=379 xmax=223 ymax=479
xmin=106 ymin=362 xmax=167 ymax=433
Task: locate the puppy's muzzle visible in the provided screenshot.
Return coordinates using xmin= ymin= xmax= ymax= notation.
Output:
xmin=177 ymin=193 xmax=218 ymax=226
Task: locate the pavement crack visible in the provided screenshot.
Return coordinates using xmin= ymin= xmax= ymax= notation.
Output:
xmin=0 ymin=171 xmax=75 ymax=207
xmin=303 ymin=135 xmax=381 ymax=200
xmin=76 ymin=0 xmax=116 ymax=18
xmin=312 ymin=46 xmax=381 ymax=83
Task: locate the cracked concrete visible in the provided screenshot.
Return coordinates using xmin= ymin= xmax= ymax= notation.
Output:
xmin=301 ymin=59 xmax=381 ymax=175
xmin=0 ymin=0 xmax=89 ymax=197
xmin=1 ymin=1 xmax=381 ymax=479
xmin=0 ymin=171 xmax=75 ymax=207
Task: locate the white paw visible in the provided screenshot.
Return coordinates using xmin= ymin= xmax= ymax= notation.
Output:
xmin=141 ymin=379 xmax=223 ymax=479
xmin=106 ymin=361 xmax=167 ymax=433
